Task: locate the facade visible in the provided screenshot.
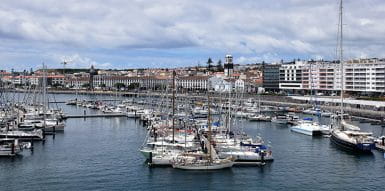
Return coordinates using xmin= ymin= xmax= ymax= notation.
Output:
xmin=91 ymin=75 xmax=208 ymax=91
xmin=2 ymin=75 xmax=64 ymax=86
xmin=177 ymin=76 xmax=208 ymax=91
xmin=262 ymin=63 xmax=281 ymax=92
xmin=209 ymin=76 xmax=232 ymax=92
xmin=279 ymin=61 xmax=303 ymax=92
xmin=279 ymin=58 xmax=385 ymax=95
xmin=235 ymin=79 xmax=245 ymax=91
xmin=224 ymin=55 xmax=234 ymax=77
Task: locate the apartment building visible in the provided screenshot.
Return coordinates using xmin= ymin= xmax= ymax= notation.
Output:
xmin=279 ymin=58 xmax=385 ymax=95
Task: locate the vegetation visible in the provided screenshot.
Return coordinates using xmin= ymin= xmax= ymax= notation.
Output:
xmin=207 ymin=57 xmax=213 ymax=71
xmin=114 ymin=83 xmax=126 ymax=89
xmin=81 ymin=83 xmax=90 ymax=88
xmin=216 ymin=59 xmax=223 ymax=72
xmin=127 ymin=83 xmax=140 ymax=90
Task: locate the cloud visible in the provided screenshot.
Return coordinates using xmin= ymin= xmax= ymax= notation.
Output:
xmin=0 ymin=0 xmax=384 ymax=70
xmin=53 ymin=53 xmax=112 ymax=69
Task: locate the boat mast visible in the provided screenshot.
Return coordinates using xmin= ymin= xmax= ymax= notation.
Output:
xmin=227 ymin=88 xmax=231 ymax=133
xmin=338 ymin=0 xmax=344 ymax=121
xmin=172 ymin=70 xmax=176 ymax=143
xmin=42 ymin=63 xmax=47 ymax=129
xmin=207 ymin=89 xmax=212 ymax=163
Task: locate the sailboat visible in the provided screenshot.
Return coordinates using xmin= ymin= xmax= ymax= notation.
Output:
xmin=172 ymin=91 xmax=234 ymax=170
xmin=248 ymin=94 xmax=271 ymax=122
xmin=330 ymin=0 xmax=375 ymax=153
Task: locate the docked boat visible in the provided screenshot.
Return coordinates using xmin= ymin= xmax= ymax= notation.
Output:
xmin=172 ymin=155 xmax=234 ymax=170
xmin=248 ymin=114 xmax=271 ymax=122
xmin=330 ymin=129 xmax=375 ymax=153
xmin=375 ymin=136 xmax=385 ymax=152
xmin=65 ymin=99 xmax=77 ymax=105
xmin=271 ymin=115 xmax=288 ymax=124
xmin=329 ymin=0 xmax=376 ymax=154
xmin=0 ymin=138 xmax=21 ymax=156
xmin=290 ymin=118 xmax=323 ymax=136
xmin=0 ymin=130 xmax=44 ymax=141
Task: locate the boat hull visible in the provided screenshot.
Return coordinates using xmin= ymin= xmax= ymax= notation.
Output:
xmin=0 ymin=148 xmax=21 ymax=156
xmin=172 ymin=161 xmax=233 ymax=170
xmin=291 ymin=127 xmax=322 ymax=136
xmin=330 ymin=132 xmax=375 ymax=153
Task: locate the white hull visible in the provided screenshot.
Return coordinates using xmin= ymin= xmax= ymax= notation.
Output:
xmin=219 ymin=151 xmax=273 ymax=161
xmin=0 ymin=148 xmax=21 ymax=156
xmin=271 ymin=119 xmax=288 ymax=124
xmin=172 ymin=161 xmax=233 ymax=170
xmin=290 ymin=121 xmax=323 ymax=136
xmin=126 ymin=112 xmax=139 ymax=118
xmin=291 ymin=126 xmax=317 ymax=136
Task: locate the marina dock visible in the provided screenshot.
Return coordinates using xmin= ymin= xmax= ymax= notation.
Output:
xmin=62 ymin=114 xmax=128 ymax=119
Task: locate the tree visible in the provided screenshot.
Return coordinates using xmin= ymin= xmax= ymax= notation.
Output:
xmin=114 ymin=82 xmax=126 ymax=90
xmin=207 ymin=57 xmax=213 ymax=71
xmin=81 ymin=83 xmax=90 ymax=88
xmin=216 ymin=59 xmax=223 ymax=72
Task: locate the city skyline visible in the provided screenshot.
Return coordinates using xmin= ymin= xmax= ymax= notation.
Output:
xmin=1 ymin=0 xmax=385 ymax=70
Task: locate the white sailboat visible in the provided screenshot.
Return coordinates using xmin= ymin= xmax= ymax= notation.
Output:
xmin=172 ymin=91 xmax=234 ymax=170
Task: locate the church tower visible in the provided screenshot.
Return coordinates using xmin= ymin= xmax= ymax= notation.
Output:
xmin=224 ymin=54 xmax=234 ymax=77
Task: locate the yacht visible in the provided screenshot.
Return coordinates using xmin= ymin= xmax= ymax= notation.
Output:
xmin=290 ymin=118 xmax=323 ymax=136
xmin=331 ymin=128 xmax=375 ymax=153
xmin=330 ymin=0 xmax=376 ymax=154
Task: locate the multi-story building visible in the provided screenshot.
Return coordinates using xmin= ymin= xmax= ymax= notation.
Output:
xmin=262 ymin=63 xmax=281 ymax=92
xmin=279 ymin=61 xmax=303 ymax=93
xmin=279 ymin=58 xmax=385 ymax=95
xmin=91 ymin=74 xmax=208 ymax=91
xmin=177 ymin=76 xmax=208 ymax=91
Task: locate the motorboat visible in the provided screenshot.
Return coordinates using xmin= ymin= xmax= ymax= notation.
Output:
xmin=271 ymin=115 xmax=288 ymax=124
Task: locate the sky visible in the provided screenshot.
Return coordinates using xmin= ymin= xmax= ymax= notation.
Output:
xmin=0 ymin=0 xmax=384 ymax=70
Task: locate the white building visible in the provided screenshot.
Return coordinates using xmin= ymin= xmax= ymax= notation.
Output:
xmin=235 ymin=79 xmax=245 ymax=91
xmin=177 ymin=76 xmax=208 ymax=91
xmin=209 ymin=76 xmax=232 ymax=92
xmin=279 ymin=61 xmax=304 ymax=91
xmin=279 ymin=58 xmax=385 ymax=94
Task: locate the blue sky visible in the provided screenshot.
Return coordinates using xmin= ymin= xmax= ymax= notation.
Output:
xmin=1 ymin=0 xmax=385 ymax=70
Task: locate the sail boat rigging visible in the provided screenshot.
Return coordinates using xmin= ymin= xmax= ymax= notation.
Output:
xmin=330 ymin=0 xmax=375 ymax=153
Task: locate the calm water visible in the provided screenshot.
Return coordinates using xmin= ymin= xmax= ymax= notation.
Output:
xmin=1 ymin=94 xmax=385 ymax=191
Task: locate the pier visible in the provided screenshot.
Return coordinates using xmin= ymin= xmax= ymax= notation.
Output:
xmin=62 ymin=114 xmax=127 ymax=119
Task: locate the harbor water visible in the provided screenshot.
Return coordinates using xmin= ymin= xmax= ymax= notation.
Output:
xmin=1 ymin=94 xmax=385 ymax=191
